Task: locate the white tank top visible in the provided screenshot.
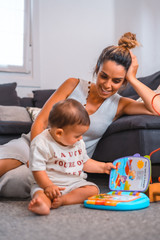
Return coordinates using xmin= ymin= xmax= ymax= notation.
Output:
xmin=68 ymin=79 xmax=121 ymax=158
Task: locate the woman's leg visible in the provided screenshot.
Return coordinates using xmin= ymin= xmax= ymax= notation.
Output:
xmin=52 ymin=185 xmax=99 ymax=209
xmin=28 ymin=190 xmax=52 ymax=215
xmin=0 ymin=134 xmax=30 ymax=177
xmin=0 ymin=159 xmax=23 ymax=177
xmin=0 ymin=134 xmax=31 ymax=198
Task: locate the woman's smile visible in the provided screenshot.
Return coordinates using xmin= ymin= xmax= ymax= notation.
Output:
xmin=100 ymin=86 xmax=112 ymax=95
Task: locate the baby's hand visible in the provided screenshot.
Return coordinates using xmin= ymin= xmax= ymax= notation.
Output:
xmin=44 ymin=184 xmax=65 ymax=200
xmin=104 ymin=162 xmax=116 ymax=174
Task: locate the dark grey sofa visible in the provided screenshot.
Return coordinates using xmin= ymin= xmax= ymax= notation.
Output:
xmin=0 ymin=71 xmax=160 ymax=179
xmin=0 ymin=83 xmax=55 ymax=144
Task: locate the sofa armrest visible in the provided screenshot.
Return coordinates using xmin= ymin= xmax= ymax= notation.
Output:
xmin=93 ymin=115 xmax=160 ymax=164
xmin=103 ymin=115 xmax=160 ymax=137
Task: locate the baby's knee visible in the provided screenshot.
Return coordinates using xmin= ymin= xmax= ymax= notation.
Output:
xmin=88 ymin=185 xmax=99 ymax=196
xmin=93 ymin=185 xmax=99 ymax=195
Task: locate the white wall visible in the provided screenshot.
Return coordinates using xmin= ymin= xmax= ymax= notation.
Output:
xmin=114 ymin=0 xmax=160 ymax=77
xmin=38 ymin=0 xmax=115 ymax=89
xmin=0 ymin=0 xmax=160 ymax=97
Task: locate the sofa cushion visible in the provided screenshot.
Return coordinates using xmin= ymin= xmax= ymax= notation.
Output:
xmin=32 ymin=89 xmax=56 ymax=108
xmin=0 ymin=105 xmax=32 ymax=122
xmin=26 ymin=107 xmax=41 ymax=121
xmin=118 ymin=71 xmax=160 ymax=99
xmin=0 ymin=82 xmax=20 ymax=106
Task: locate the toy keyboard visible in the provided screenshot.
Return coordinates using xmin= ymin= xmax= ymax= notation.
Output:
xmin=84 ymin=154 xmax=151 ymax=211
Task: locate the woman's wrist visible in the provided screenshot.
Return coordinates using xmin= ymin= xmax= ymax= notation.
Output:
xmin=126 ymin=76 xmax=138 ymax=84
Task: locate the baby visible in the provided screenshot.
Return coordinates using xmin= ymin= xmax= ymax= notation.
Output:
xmin=28 ymin=99 xmax=115 ymax=215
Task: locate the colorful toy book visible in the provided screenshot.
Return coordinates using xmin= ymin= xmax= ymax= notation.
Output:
xmin=84 ymin=154 xmax=151 ymax=211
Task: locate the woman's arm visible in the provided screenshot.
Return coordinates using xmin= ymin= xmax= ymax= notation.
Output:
xmin=30 ymin=78 xmax=79 ymax=140
xmin=116 ymin=52 xmax=160 ymax=118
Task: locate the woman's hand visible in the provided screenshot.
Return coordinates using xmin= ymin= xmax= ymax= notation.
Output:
xmin=126 ymin=51 xmax=139 ymax=82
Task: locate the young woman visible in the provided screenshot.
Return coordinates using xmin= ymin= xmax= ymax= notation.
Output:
xmin=0 ymin=32 xmax=159 ymax=198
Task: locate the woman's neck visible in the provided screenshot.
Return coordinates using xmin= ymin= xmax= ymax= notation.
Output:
xmin=85 ymin=83 xmax=105 ymax=115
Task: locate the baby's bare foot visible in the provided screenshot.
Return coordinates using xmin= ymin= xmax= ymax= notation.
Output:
xmin=28 ymin=198 xmax=50 ymax=215
xmin=51 ymin=197 xmax=63 ymax=209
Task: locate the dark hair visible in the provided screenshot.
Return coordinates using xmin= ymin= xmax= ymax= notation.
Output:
xmin=48 ymin=99 xmax=90 ymax=128
xmin=93 ymin=32 xmax=139 ymax=77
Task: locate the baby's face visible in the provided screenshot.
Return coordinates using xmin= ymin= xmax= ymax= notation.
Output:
xmin=59 ymin=124 xmax=89 ymax=146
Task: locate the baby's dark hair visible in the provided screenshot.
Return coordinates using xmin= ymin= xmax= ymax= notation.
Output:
xmin=48 ymin=99 xmax=90 ymax=128
xmin=93 ymin=32 xmax=140 ymax=76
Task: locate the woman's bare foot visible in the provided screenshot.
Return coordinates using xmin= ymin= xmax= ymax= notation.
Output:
xmin=28 ymin=197 xmax=50 ymax=215
xmin=51 ymin=197 xmax=63 ymax=209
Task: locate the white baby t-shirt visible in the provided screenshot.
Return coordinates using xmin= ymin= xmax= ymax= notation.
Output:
xmin=29 ymin=129 xmax=89 ymax=186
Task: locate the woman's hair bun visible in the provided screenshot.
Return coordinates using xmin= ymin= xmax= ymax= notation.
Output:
xmin=118 ymin=32 xmax=140 ymax=49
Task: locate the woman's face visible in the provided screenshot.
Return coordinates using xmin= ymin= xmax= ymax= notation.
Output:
xmin=96 ymin=60 xmax=126 ymax=99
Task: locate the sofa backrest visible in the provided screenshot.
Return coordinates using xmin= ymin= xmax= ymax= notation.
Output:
xmin=0 ymin=82 xmax=56 ymax=108
xmin=19 ymin=97 xmax=34 ymax=107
